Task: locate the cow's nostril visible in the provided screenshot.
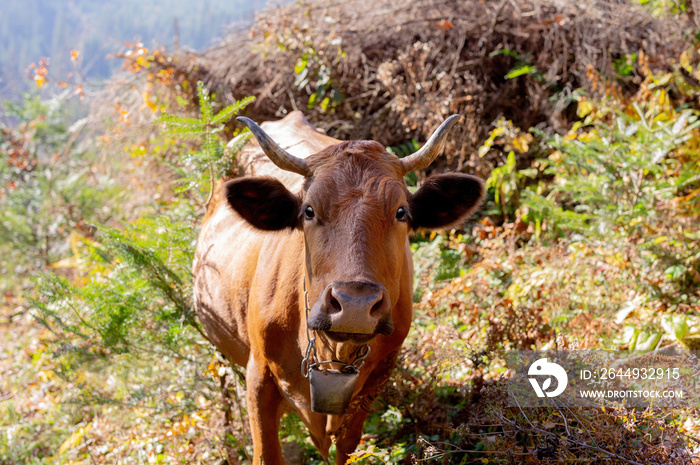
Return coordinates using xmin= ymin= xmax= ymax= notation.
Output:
xmin=370 ymin=298 xmax=384 ymax=315
xmin=319 ymin=282 xmax=393 ymax=335
xmin=329 ymin=294 xmax=342 ymax=314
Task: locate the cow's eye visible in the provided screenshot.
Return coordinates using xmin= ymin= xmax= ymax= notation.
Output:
xmin=396 ymin=206 xmax=407 ymax=221
xmin=304 ymin=206 xmax=315 ymax=219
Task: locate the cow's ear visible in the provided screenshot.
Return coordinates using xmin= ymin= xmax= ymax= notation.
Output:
xmin=225 ymin=177 xmax=301 ymax=230
xmin=410 ymin=174 xmax=484 ymax=230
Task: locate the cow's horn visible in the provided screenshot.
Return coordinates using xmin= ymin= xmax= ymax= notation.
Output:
xmin=237 ymin=117 xmax=310 ymax=176
xmin=400 ymin=115 xmax=461 ymax=173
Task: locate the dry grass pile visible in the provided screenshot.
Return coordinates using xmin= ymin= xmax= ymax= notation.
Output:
xmin=143 ymin=0 xmax=687 ymax=175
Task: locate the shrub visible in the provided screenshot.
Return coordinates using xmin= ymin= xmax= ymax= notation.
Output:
xmin=522 ymin=100 xmax=700 ymax=239
xmin=0 ymin=92 xmax=119 ymax=292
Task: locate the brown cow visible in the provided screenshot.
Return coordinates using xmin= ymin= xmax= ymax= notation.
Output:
xmin=193 ymin=111 xmax=483 ymax=464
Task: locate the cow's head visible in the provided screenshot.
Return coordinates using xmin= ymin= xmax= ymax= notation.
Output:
xmin=225 ymin=115 xmax=484 ymax=344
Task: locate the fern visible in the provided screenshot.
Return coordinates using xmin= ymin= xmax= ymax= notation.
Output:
xmin=33 ymin=83 xmax=256 ymax=412
xmin=158 ymin=81 xmax=255 ymax=202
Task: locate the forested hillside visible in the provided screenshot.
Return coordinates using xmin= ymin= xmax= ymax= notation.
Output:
xmin=0 ymin=0 xmax=265 ymax=99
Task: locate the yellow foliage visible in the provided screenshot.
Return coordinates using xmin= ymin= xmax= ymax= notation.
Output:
xmin=345 ymin=453 xmax=373 ymax=463
xmin=58 ymin=423 xmax=92 ymax=455
xmin=50 ymin=231 xmax=83 ymax=269
xmin=680 ymin=50 xmax=691 ymax=71
xmin=513 ymin=135 xmax=530 ymax=153
xmin=136 ymin=56 xmax=150 ymax=69
xmin=142 ymin=90 xmax=158 ymax=113
xmin=345 ymin=446 xmax=387 ymax=464
xmin=478 ymin=126 xmax=505 ymax=157
xmin=577 ymin=98 xmax=593 ymax=118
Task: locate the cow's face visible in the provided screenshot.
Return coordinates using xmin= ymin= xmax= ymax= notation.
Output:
xmin=226 ymin=117 xmax=484 ymax=344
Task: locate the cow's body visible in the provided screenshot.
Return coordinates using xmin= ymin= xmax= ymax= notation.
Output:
xmin=193 ymin=111 xmax=483 ymax=463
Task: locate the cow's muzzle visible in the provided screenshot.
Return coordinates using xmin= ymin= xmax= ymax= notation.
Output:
xmin=307 ymin=281 xmax=393 ymax=338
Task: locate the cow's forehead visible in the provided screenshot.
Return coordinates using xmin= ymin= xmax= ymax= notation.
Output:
xmin=303 ymin=140 xmax=406 ymax=197
xmin=306 ymin=140 xmax=403 ymax=177
xmin=300 ymin=141 xmax=408 ymax=214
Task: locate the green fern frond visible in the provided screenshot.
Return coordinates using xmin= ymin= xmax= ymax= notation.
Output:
xmin=196 ymin=82 xmax=213 ymax=125
xmin=162 ymin=129 xmax=208 ymax=140
xmin=157 ymin=114 xmax=202 ymax=128
xmin=211 ymin=96 xmax=255 ymax=125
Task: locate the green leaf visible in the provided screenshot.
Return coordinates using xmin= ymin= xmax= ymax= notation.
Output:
xmin=295 ymin=67 xmax=309 ymax=89
xmin=506 ymin=151 xmax=516 ymax=171
xmin=613 ymin=53 xmax=636 ymax=77
xmin=519 ymin=168 xmax=538 ymax=179
xmin=320 ymin=96 xmax=331 ymax=111
xmin=665 ymin=265 xmax=687 ymax=281
xmin=489 ymin=48 xmax=521 ymax=59
xmin=294 ymin=56 xmax=308 ymax=75
xmin=616 ymin=325 xmax=639 ymax=347
xmin=660 ymin=314 xmax=689 ymax=340
xmin=307 ymin=93 xmax=318 ymax=109
xmin=505 ymin=65 xmax=537 ymax=79
xmin=633 ymin=331 xmax=661 ymax=352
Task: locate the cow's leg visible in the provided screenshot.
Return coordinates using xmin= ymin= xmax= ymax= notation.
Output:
xmin=333 ymin=410 xmax=369 ymax=465
xmin=247 ymin=355 xmax=285 ymax=464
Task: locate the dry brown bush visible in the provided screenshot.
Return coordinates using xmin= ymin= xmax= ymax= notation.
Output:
xmin=146 ymin=0 xmax=688 ymax=176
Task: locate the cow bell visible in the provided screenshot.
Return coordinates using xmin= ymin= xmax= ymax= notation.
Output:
xmin=309 ymin=367 xmax=359 ymax=415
